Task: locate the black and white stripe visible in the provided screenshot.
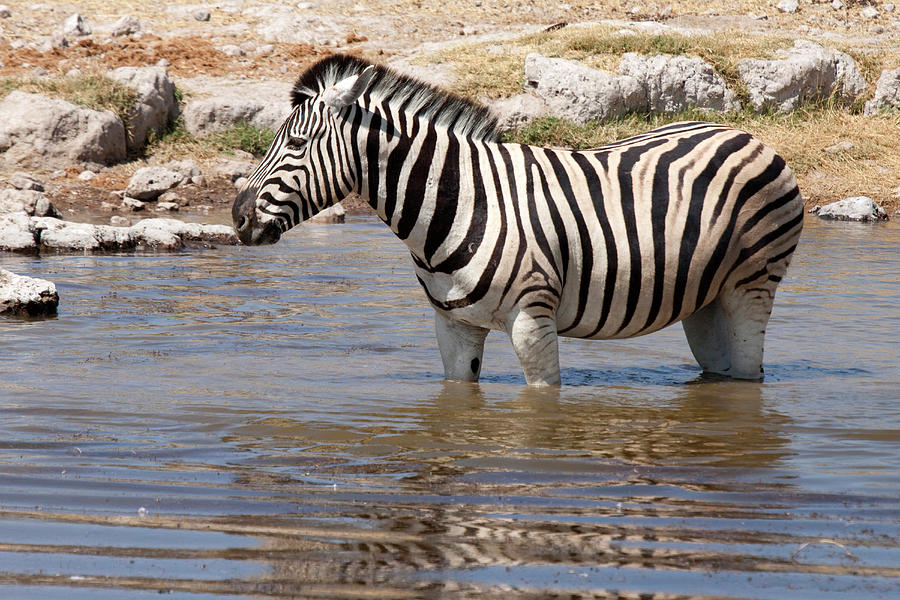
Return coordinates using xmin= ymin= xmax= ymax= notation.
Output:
xmin=233 ymin=55 xmax=803 ymax=385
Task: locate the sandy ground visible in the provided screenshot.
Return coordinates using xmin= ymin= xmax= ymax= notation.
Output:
xmin=1 ymin=1 xmax=899 ymax=220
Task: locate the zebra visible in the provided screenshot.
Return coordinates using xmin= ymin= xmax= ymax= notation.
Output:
xmin=233 ymin=54 xmax=803 ymax=386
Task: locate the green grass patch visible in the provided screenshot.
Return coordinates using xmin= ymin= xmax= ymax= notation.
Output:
xmin=203 ymin=122 xmax=276 ymax=156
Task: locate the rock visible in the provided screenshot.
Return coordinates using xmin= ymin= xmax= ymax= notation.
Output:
xmin=486 ymin=93 xmax=550 ymax=131
xmin=233 ymin=176 xmax=249 ymax=190
xmin=194 ymin=9 xmax=211 ymax=22
xmin=0 ymin=269 xmax=58 ymax=317
xmin=62 ymin=13 xmax=91 ymax=36
xmin=34 ymin=218 xmax=104 ymax=250
xmin=864 ymin=68 xmax=900 ymax=114
xmin=524 ymin=53 xmax=647 ymax=124
xmin=831 ymin=0 xmax=844 ymax=9
xmin=77 ymin=169 xmax=96 ymax=181
xmin=0 ymin=214 xmax=38 ymax=251
xmin=737 ymin=40 xmax=867 ymax=112
xmin=812 ymin=196 xmax=888 ymax=222
xmin=220 ymin=44 xmax=245 ymax=57
xmin=0 ymin=91 xmax=126 ymax=168
xmin=861 ymin=6 xmax=879 ymax=19
xmin=256 ymin=13 xmax=345 ymax=45
xmin=212 ymin=158 xmax=256 ymax=182
xmin=0 ymin=5 xmax=11 ymax=19
xmin=776 ymin=0 xmax=799 ymax=14
xmin=618 ymin=53 xmax=741 ymax=114
xmin=155 ymin=201 xmax=180 ymax=212
xmin=179 ymin=79 xmax=292 ymax=136
xmin=110 ymin=215 xmax=131 ymax=226
xmin=0 ymin=189 xmax=61 ymax=218
xmin=122 ymin=197 xmax=146 ymax=211
xmin=110 ymin=15 xmax=140 ymax=37
xmin=8 ymin=172 xmax=45 ymax=191
xmin=162 ymin=159 xmax=203 ymax=184
xmin=125 ymin=166 xmax=184 ymax=200
xmin=108 ymin=66 xmax=179 ymax=151
xmin=130 ymin=218 xmax=238 ymax=246
xmin=309 ymin=203 xmax=346 ymax=224
xmin=823 ymin=140 xmax=854 ymax=153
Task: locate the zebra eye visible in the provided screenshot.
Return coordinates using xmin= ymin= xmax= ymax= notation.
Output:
xmin=285 ymin=135 xmax=309 ymax=151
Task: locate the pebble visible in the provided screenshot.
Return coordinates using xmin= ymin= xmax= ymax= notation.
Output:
xmin=233 ymin=176 xmax=249 ymax=189
xmin=122 ymin=197 xmax=146 ymax=211
xmin=155 ymin=202 xmax=180 ymax=212
xmin=861 ymin=6 xmax=879 ymax=19
xmin=0 ymin=5 xmax=11 ymax=19
xmin=831 ymin=0 xmax=844 ymax=9
xmin=194 ymin=9 xmax=211 ymax=22
xmin=9 ymin=172 xmax=45 ymax=192
xmin=824 ymin=141 xmax=854 ymax=153
xmin=110 ymin=215 xmax=130 ymax=226
xmin=62 ymin=13 xmax=91 ymax=36
xmin=77 ymin=170 xmax=97 ymax=181
xmin=220 ymin=44 xmax=246 ymax=57
xmin=776 ymin=0 xmax=799 ymax=14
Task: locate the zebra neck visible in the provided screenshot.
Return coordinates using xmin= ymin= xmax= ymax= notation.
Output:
xmin=357 ymin=114 xmax=483 ymax=270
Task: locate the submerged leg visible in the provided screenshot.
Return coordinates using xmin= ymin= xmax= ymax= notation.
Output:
xmin=434 ymin=311 xmax=489 ymax=382
xmin=508 ymin=309 xmax=561 ymax=386
xmin=682 ymin=298 xmax=732 ymax=376
xmin=718 ymin=286 xmax=775 ymax=381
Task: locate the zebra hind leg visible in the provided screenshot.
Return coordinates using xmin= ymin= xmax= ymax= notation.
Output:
xmin=434 ymin=311 xmax=489 ymax=382
xmin=717 ymin=285 xmax=776 ymax=381
xmin=681 ymin=299 xmax=732 ymax=376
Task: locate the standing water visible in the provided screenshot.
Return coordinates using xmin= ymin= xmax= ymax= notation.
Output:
xmin=1 ymin=215 xmax=898 ymax=599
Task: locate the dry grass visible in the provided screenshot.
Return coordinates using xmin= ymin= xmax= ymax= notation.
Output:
xmin=0 ymin=72 xmax=138 ymax=125
xmin=506 ymin=107 xmax=900 ymax=209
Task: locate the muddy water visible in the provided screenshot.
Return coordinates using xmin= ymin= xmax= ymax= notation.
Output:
xmin=1 ymin=215 xmax=898 ymax=599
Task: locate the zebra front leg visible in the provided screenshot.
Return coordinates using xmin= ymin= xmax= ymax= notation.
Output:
xmin=508 ymin=309 xmax=561 ymax=386
xmin=682 ymin=299 xmax=732 ymax=376
xmin=434 ymin=311 xmax=489 ymax=382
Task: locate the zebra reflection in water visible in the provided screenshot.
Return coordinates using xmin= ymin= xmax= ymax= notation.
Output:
xmin=233 ymin=55 xmax=802 ymax=386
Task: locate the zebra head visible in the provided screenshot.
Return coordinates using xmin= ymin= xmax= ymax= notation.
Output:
xmin=232 ymin=63 xmax=378 ymax=245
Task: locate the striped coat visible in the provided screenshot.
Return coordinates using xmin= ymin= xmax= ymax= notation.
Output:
xmin=234 ymin=55 xmax=803 ymax=385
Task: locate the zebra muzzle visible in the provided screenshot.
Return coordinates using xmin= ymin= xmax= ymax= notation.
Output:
xmin=233 ymin=187 xmax=283 ymax=246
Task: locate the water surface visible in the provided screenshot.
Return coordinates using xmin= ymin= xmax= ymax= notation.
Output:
xmin=1 ymin=216 xmax=898 ymax=598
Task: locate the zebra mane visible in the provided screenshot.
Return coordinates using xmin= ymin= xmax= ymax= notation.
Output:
xmin=292 ymin=54 xmax=502 ymax=142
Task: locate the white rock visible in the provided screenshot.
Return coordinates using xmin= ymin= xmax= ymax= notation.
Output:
xmin=180 ymin=79 xmax=292 ymax=136
xmin=737 ymin=40 xmax=867 ymax=112
xmin=77 ymin=169 xmax=96 ymax=181
xmin=110 ymin=15 xmax=140 ymax=37
xmin=163 ymin=159 xmax=203 ymax=184
xmin=864 ymin=68 xmax=900 ymax=115
xmin=0 ymin=269 xmax=58 ymax=316
xmin=618 ymin=53 xmax=741 ymax=114
xmin=234 ymin=176 xmax=249 ymax=189
xmin=155 ymin=201 xmax=180 ymax=212
xmin=125 ymin=167 xmax=184 ymax=200
xmin=0 ymin=5 xmax=11 ymax=19
xmin=108 ymin=66 xmax=179 ymax=151
xmin=220 ymin=44 xmax=245 ymax=57
xmin=62 ymin=13 xmax=91 ymax=36
xmin=0 ymin=214 xmax=38 ymax=251
xmin=0 ymin=189 xmax=61 ymax=218
xmin=486 ymin=93 xmax=550 ymax=131
xmin=122 ymin=197 xmax=146 ymax=211
xmin=831 ymin=0 xmax=844 ymax=9
xmin=861 ymin=6 xmax=879 ymax=19
xmin=776 ymin=0 xmax=799 ymax=14
xmin=524 ymin=53 xmax=647 ymax=124
xmin=194 ymin=10 xmax=211 ymax=22
xmin=35 ymin=218 xmax=102 ymax=250
xmin=110 ymin=215 xmax=131 ymax=226
xmin=9 ymin=172 xmax=45 ymax=191
xmin=823 ymin=140 xmax=854 ymax=153
xmin=0 ymin=91 xmax=126 ymax=168
xmin=813 ymin=196 xmax=888 ymax=221
xmin=212 ymin=158 xmax=256 ymax=182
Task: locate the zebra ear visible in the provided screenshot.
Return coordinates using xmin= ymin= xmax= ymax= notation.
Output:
xmin=322 ymin=65 xmax=377 ymax=109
